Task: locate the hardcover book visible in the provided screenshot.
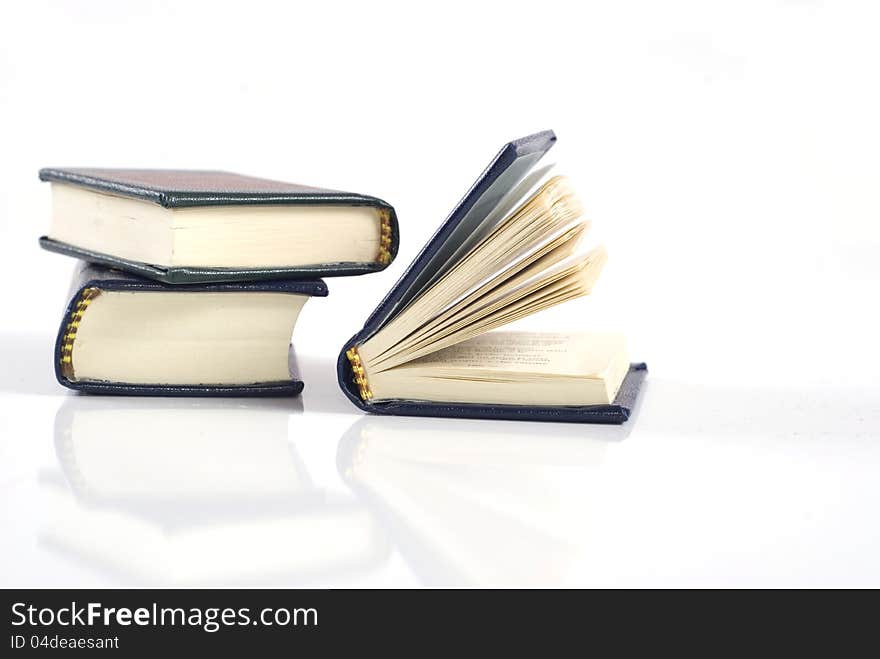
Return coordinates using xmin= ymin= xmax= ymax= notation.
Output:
xmin=39 ymin=168 xmax=399 ymax=283
xmin=55 ymin=263 xmax=327 ymax=396
xmin=337 ymin=130 xmax=647 ymax=423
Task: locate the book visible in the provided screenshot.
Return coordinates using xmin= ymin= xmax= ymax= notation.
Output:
xmin=54 ymin=263 xmax=327 ymax=395
xmin=39 ymin=167 xmax=399 ymax=283
xmin=42 ymin=399 xmax=390 ymax=585
xmin=338 ymin=131 xmax=647 ymax=423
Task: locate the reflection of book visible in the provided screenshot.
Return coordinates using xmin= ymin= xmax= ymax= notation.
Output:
xmin=338 ymin=416 xmax=626 ymax=587
xmin=53 ymin=397 xmax=312 ymax=513
xmin=42 ymin=398 xmax=389 ymax=585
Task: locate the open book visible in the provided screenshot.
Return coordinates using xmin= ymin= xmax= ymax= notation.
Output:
xmin=338 ymin=131 xmax=646 ymax=423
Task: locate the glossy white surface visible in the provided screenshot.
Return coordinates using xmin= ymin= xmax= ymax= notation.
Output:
xmin=2 ymin=352 xmax=878 ymax=587
xmin=2 ymin=1 xmax=879 ymax=587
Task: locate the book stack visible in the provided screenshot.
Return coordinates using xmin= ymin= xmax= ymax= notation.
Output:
xmin=39 ymin=168 xmax=398 ymax=395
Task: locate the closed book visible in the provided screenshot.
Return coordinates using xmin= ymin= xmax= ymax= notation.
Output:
xmin=39 ymin=167 xmax=399 ymax=283
xmin=55 ymin=263 xmax=327 ymax=396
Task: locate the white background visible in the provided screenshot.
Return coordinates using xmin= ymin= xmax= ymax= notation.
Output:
xmin=1 ymin=0 xmax=878 ymax=587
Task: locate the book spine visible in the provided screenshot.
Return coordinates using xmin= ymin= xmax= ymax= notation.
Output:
xmin=345 ymin=346 xmax=373 ymax=400
xmin=377 ymin=208 xmax=393 ymax=265
xmin=59 ymin=287 xmax=101 ymax=380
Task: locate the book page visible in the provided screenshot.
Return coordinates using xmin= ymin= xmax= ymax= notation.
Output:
xmin=367 ymin=249 xmax=606 ymax=371
xmin=401 ymin=331 xmax=626 ymax=378
xmin=366 ymin=331 xmax=630 ymax=406
xmin=370 ymin=148 xmax=551 ymax=330
xmin=360 ymin=177 xmax=589 ymax=367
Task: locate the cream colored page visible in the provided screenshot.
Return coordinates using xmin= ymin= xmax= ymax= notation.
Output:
xmin=365 ymin=224 xmax=586 ymax=366
xmin=72 ymin=291 xmax=304 ymax=384
xmin=366 ymin=248 xmax=606 ymax=371
xmin=50 ymin=185 xmax=383 ymax=268
xmin=397 ymin=331 xmax=626 ymax=377
xmin=365 ymin=331 xmax=628 ymax=406
xmin=172 ymin=205 xmax=382 ymax=267
xmin=361 ymin=177 xmax=582 ymax=361
xmin=50 ymin=185 xmax=173 ymax=265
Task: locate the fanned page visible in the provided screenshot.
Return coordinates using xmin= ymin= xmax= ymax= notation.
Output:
xmin=353 ymin=172 xmax=630 ymax=407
